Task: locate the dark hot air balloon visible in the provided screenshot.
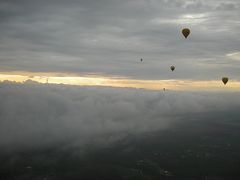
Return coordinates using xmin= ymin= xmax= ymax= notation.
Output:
xmin=222 ymin=77 xmax=228 ymax=85
xmin=182 ymin=28 xmax=190 ymax=38
xmin=170 ymin=65 xmax=175 ymax=71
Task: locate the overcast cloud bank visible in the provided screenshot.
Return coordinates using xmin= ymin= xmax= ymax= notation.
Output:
xmin=0 ymin=81 xmax=239 ymax=152
xmin=0 ymin=0 xmax=239 ymax=79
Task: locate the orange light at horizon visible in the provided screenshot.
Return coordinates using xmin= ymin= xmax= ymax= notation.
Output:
xmin=0 ymin=72 xmax=239 ymax=91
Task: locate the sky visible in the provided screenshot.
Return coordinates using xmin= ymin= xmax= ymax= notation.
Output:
xmin=0 ymin=0 xmax=240 ymax=89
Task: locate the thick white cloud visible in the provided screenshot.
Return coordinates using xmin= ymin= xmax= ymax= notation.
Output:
xmin=0 ymin=81 xmax=239 ymax=151
xmin=227 ymin=52 xmax=240 ymax=61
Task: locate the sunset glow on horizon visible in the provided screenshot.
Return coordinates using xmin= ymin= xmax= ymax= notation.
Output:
xmin=1 ymin=72 xmax=239 ymax=91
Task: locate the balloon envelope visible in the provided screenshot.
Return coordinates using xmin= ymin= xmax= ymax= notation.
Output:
xmin=222 ymin=77 xmax=228 ymax=85
xmin=170 ymin=65 xmax=175 ymax=71
xmin=182 ymin=28 xmax=190 ymax=38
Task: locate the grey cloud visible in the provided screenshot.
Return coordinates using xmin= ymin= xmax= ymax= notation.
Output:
xmin=0 ymin=81 xmax=240 ymax=151
xmin=0 ymin=0 xmax=239 ymax=80
xmin=216 ymin=3 xmax=239 ymax=10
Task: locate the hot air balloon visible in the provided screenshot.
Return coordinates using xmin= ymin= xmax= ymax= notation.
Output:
xmin=140 ymin=58 xmax=143 ymax=62
xmin=182 ymin=28 xmax=190 ymax=38
xmin=170 ymin=65 xmax=175 ymax=71
xmin=222 ymin=77 xmax=228 ymax=85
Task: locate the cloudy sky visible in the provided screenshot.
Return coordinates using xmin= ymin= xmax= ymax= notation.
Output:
xmin=0 ymin=0 xmax=240 ymax=89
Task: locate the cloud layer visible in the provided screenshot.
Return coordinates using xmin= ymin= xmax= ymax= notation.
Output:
xmin=0 ymin=0 xmax=240 ymax=80
xmin=0 ymin=81 xmax=240 ymax=151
